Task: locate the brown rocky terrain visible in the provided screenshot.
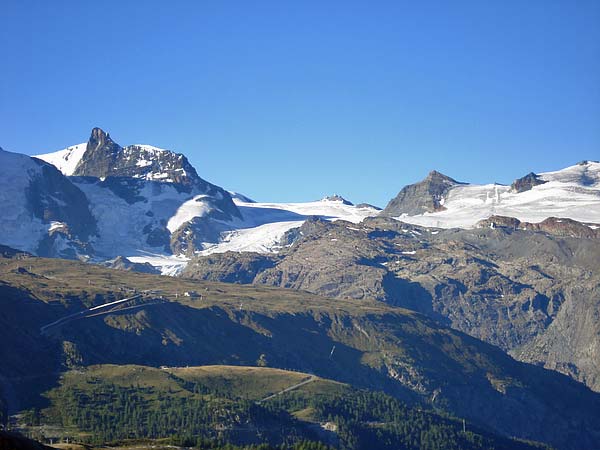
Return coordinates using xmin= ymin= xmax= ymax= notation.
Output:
xmin=184 ymin=216 xmax=600 ymax=392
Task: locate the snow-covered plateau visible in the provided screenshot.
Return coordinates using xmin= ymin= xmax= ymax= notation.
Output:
xmin=395 ymin=161 xmax=600 ymax=229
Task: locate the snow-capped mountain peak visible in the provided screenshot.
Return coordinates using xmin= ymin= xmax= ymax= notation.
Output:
xmin=29 ymin=128 xmax=242 ymax=268
xmin=384 ymin=161 xmax=600 ymax=229
xmin=37 ymin=128 xmax=205 ymax=187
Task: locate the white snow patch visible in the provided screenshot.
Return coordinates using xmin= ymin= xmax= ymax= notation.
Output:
xmin=49 ymin=221 xmax=66 ymax=232
xmin=35 ymin=143 xmax=87 ymax=176
xmin=199 ymin=220 xmax=305 ymax=255
xmin=197 ymin=198 xmax=379 ymax=256
xmin=167 ymin=195 xmax=213 ymax=232
xmin=136 ymin=159 xmax=152 ymax=168
xmin=128 ymin=252 xmax=189 ymax=276
xmin=128 ymin=144 xmax=169 ymax=154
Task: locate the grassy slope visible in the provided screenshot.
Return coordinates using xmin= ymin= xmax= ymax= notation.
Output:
xmin=1 ymin=255 xmax=599 ymax=449
xmin=26 ymin=364 xmax=545 ymax=450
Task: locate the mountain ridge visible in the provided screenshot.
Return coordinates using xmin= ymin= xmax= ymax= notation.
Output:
xmin=1 ymin=252 xmax=599 ymax=449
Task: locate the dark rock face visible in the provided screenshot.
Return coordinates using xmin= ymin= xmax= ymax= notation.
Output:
xmin=72 ymin=128 xmax=122 ymax=178
xmin=183 ymin=251 xmax=276 ymax=283
xmin=73 ymin=128 xmax=229 ymax=195
xmin=26 ymin=161 xmax=97 ymax=241
xmin=35 ymin=227 xmax=94 ymax=260
xmin=382 ymin=170 xmax=462 ymax=216
xmin=510 ymin=172 xmax=547 ymax=193
xmin=0 ymin=245 xmax=31 ymax=259
xmin=478 ymin=215 xmax=600 ymax=239
xmin=145 ymin=224 xmax=171 ymax=251
xmin=184 ymin=215 xmax=600 ymax=393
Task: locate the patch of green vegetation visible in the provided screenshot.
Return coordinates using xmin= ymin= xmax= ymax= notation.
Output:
xmin=18 ymin=365 xmax=545 ymax=450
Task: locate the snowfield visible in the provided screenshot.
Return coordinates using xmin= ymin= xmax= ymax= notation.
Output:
xmin=0 ymin=149 xmax=48 ymax=253
xmin=167 ymin=195 xmax=214 ymax=232
xmin=35 ymin=143 xmax=87 ymax=176
xmin=123 ymin=197 xmax=378 ymax=273
xmin=198 ymin=198 xmax=380 ymax=255
xmin=395 ymin=161 xmax=600 ymax=229
xmin=74 ymin=179 xmax=223 ymax=258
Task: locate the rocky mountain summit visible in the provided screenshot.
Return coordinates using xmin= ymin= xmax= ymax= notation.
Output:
xmin=382 ymin=170 xmax=462 ymax=216
xmin=73 ymin=128 xmax=210 ymax=189
xmin=386 ymin=161 xmax=600 ymax=228
xmin=32 ymin=128 xmax=242 ymax=259
xmin=510 ymin=172 xmax=547 ymax=193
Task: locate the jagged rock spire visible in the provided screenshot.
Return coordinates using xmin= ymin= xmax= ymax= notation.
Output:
xmin=87 ymin=127 xmax=116 ymax=152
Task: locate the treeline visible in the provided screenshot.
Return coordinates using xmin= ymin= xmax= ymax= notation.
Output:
xmin=23 ymin=377 xmax=544 ymax=450
xmin=35 ymin=382 xmax=313 ymax=446
xmin=267 ymin=390 xmax=542 ymax=450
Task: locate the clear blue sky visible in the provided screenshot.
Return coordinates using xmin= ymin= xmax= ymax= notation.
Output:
xmin=1 ymin=1 xmax=599 ymax=206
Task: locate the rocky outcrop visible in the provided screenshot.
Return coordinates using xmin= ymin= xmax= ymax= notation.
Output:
xmin=0 ymin=245 xmax=30 ymax=259
xmin=27 ymin=160 xmax=97 ymax=242
xmin=355 ymin=202 xmax=382 ymax=210
xmin=183 ymin=251 xmax=276 ymax=283
xmin=71 ymin=128 xmax=122 ymax=178
xmin=382 ymin=170 xmax=462 ymax=216
xmin=510 ymin=172 xmax=547 ymax=193
xmin=169 ymin=216 xmax=231 ymax=255
xmin=477 ymin=215 xmax=600 ymax=239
